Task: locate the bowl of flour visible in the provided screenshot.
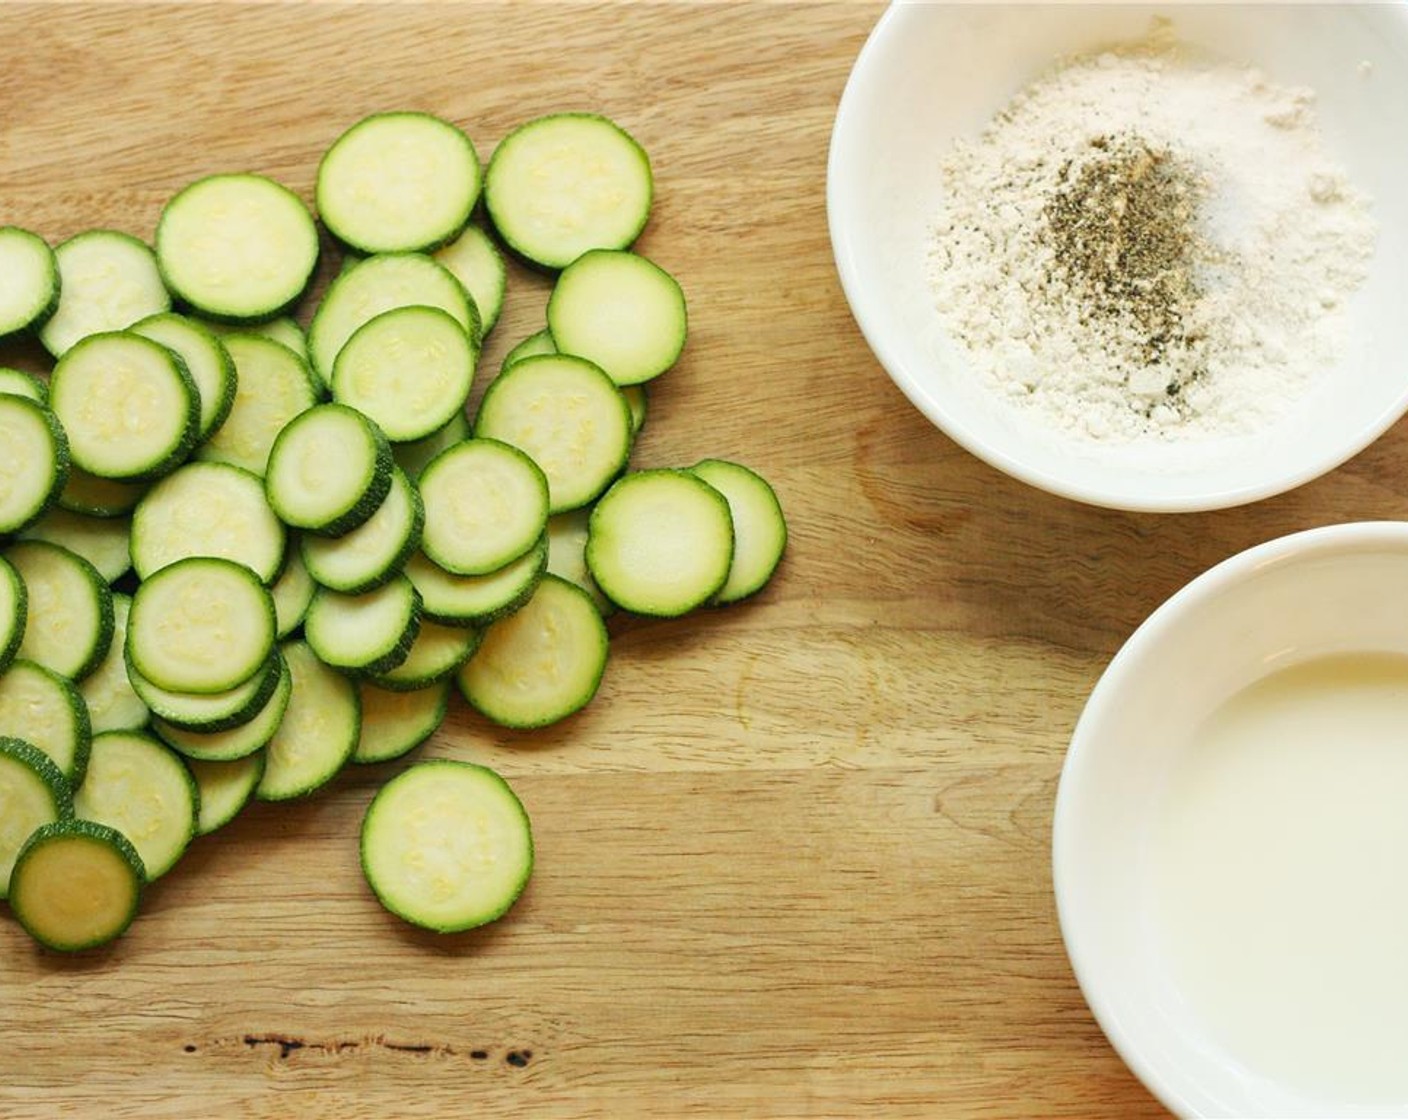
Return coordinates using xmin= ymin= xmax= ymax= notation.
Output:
xmin=828 ymin=3 xmax=1408 ymax=511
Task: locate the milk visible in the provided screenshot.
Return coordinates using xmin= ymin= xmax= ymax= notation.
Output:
xmin=1148 ymin=652 xmax=1408 ymax=1108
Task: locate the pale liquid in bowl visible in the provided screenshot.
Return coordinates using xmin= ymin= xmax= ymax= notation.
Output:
xmin=1148 ymin=652 xmax=1408 ymax=1107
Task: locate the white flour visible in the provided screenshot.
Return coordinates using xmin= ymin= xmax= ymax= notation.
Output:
xmin=927 ymin=32 xmax=1377 ymax=444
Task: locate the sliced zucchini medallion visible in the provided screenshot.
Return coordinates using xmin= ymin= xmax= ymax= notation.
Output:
xmin=130 ymin=312 xmax=237 ymax=441
xmin=131 ymin=461 xmax=285 ymax=583
xmin=0 ymin=556 xmax=26 ymax=675
xmin=392 ymin=411 xmax=469 ymax=482
xmin=308 ymin=252 xmax=478 ymax=387
xmin=127 ymin=556 xmax=275 ymax=695
xmin=0 ymin=659 xmax=91 ymax=784
xmin=256 ymin=641 xmax=359 ymax=802
xmin=0 ymin=366 xmax=49 ymax=403
xmin=352 ymin=678 xmax=451 ymax=765
xmin=419 ymin=439 xmax=548 ymax=575
xmin=152 ymin=652 xmax=290 ymax=761
xmin=361 ymin=759 xmax=532 ymax=932
xmin=38 ymin=230 xmax=170 ymax=358
xmin=156 ymin=172 xmax=320 ymax=322
xmin=433 ymin=224 xmax=506 ymax=335
xmin=317 ymin=111 xmax=481 ymax=254
xmin=7 ymin=539 xmax=113 ymax=681
xmin=499 ymin=327 xmax=557 ymax=375
xmin=304 ymin=575 xmax=422 ymax=675
xmin=547 ymin=250 xmax=686 ymax=386
xmin=622 ymin=385 xmax=648 ymax=435
xmin=459 ymin=574 xmax=608 ymax=729
xmin=368 ymin=618 xmax=481 ymax=692
xmin=198 ymin=332 xmax=321 ymax=476
xmin=0 ymin=737 xmax=73 ymax=899
xmin=20 ymin=508 xmax=132 ymax=584
xmin=586 ymin=469 xmax=734 ymax=617
xmin=49 ymin=331 xmax=199 ymax=481
xmin=265 ymin=403 xmax=394 ymax=535
xmin=198 ymin=314 xmax=308 ymax=362
xmin=10 ymin=819 xmax=144 ymax=950
xmin=331 ymin=305 xmax=476 ymax=441
xmin=690 ymin=459 xmax=787 ymax=603
xmin=58 ymin=468 xmax=146 ymax=519
xmin=301 ymin=466 xmax=423 ymax=594
xmin=270 ymin=542 xmax=315 ymax=639
xmin=0 ymin=226 xmax=59 ymax=338
xmin=188 ymin=753 xmax=266 ymax=836
xmin=485 ymin=112 xmax=652 ymax=271
xmin=404 ymin=537 xmax=546 ymax=628
xmin=132 ymin=648 xmax=283 ymax=734
xmin=0 ymin=395 xmax=68 ymax=535
xmin=546 ymin=508 xmax=612 ymax=615
xmin=474 ymin=354 xmax=632 ymax=513
xmin=78 ymin=594 xmax=149 ymax=735
xmin=73 ymin=731 xmax=197 ymax=882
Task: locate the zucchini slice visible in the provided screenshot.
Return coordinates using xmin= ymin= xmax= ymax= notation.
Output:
xmin=188 ymin=752 xmax=266 ymax=836
xmin=547 ymin=249 xmax=687 ymax=386
xmin=0 ymin=737 xmax=73 ymax=899
xmin=156 ymin=173 xmax=320 ymax=322
xmin=131 ymin=461 xmax=286 ymax=583
xmin=127 ymin=556 xmax=275 ymax=694
xmin=360 ymin=759 xmax=532 ymax=932
xmin=8 ymin=819 xmax=144 ymax=951
xmin=546 ymin=508 xmax=612 ymax=614
xmin=0 ymin=366 xmax=49 ymax=403
xmin=131 ymin=312 xmax=237 ymax=441
xmin=0 ymin=659 xmax=91 ymax=784
xmin=392 ymin=411 xmax=470 ymax=482
xmin=152 ymin=652 xmax=291 ymax=761
xmin=255 ymin=641 xmax=359 ymax=802
xmin=331 ymin=305 xmax=476 ymax=441
xmin=317 ymin=111 xmax=481 ymax=254
xmin=196 ymin=333 xmax=321 ymax=476
xmin=499 ymin=327 xmax=556 ymax=374
xmin=474 ymin=354 xmax=632 ymax=513
xmin=7 ymin=539 xmax=113 ymax=681
xmin=419 ymin=438 xmax=548 ymax=576
xmin=404 ymin=537 xmax=546 ymax=628
xmin=49 ymin=330 xmax=199 ymax=482
xmin=433 ymin=224 xmax=506 ymax=335
xmin=0 ymin=395 xmax=68 ymax=535
xmin=586 ymin=469 xmax=734 ymax=617
xmin=307 ymin=252 xmax=478 ymax=387
xmin=133 ymin=648 xmax=283 ymax=735
xmin=352 ymin=679 xmax=450 ymax=765
xmin=38 ymin=230 xmax=170 ymax=358
xmin=623 ymin=385 xmax=648 ymax=435
xmin=270 ymin=542 xmax=315 ymax=639
xmin=57 ymin=468 xmax=146 ymax=520
xmin=458 ymin=574 xmax=608 ymax=729
xmin=301 ymin=466 xmax=423 ymax=594
xmin=0 ymin=226 xmax=59 ymax=339
xmin=0 ymin=556 xmax=26 ymax=675
xmin=72 ymin=730 xmax=197 ymax=881
xmin=198 ymin=314 xmax=308 ymax=362
xmin=304 ymin=575 xmax=422 ymax=676
xmin=20 ymin=508 xmax=132 ymax=584
xmin=367 ymin=618 xmax=481 ymax=692
xmin=690 ymin=459 xmax=787 ymax=604
xmin=485 ymin=112 xmax=652 ymax=271
xmin=78 ymin=594 xmax=149 ymax=735
xmin=264 ymin=403 xmax=394 ymax=535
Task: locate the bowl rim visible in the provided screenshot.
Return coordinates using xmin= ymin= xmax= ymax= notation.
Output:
xmin=1051 ymin=519 xmax=1408 ymax=1116
xmin=825 ymin=1 xmax=1408 ymax=514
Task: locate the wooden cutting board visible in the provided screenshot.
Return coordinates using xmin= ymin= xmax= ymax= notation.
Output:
xmin=5 ymin=4 xmax=1403 ymax=1117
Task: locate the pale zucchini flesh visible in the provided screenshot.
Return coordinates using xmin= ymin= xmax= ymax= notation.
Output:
xmin=58 ymin=468 xmax=146 ymax=519
xmin=690 ymin=459 xmax=787 ymax=604
xmin=546 ymin=508 xmax=612 ymax=615
xmin=255 ymin=641 xmax=359 ymax=801
xmin=419 ymin=439 xmax=549 ymax=575
xmin=0 ymin=659 xmax=92 ymax=785
xmin=189 ymin=753 xmax=266 ymax=835
xmin=38 ymin=230 xmax=170 ymax=358
xmin=264 ymin=403 xmax=394 ymax=535
xmin=8 ymin=819 xmax=144 ymax=950
xmin=197 ymin=315 xmax=308 ymax=362
xmin=0 ymin=366 xmax=49 ymax=403
xmin=131 ymin=312 xmax=238 ymax=441
xmin=0 ymin=396 xmax=68 ymax=535
xmin=352 ymin=679 xmax=450 ymax=765
xmin=20 ymin=508 xmax=132 ymax=584
xmin=360 ymin=759 xmax=533 ymax=932
xmin=303 ymin=575 xmax=422 ymax=675
xmin=270 ymin=543 xmax=316 ymax=638
xmin=392 ymin=412 xmax=470 ymax=482
xmin=78 ymin=594 xmax=150 ymax=735
xmin=433 ymin=224 xmax=505 ymax=335
xmin=7 ymin=539 xmax=113 ymax=681
xmin=72 ymin=731 xmax=197 ymax=881
xmin=499 ymin=327 xmax=556 ymax=375
xmin=196 ymin=333 xmax=321 ymax=476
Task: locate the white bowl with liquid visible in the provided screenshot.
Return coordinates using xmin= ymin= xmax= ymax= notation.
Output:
xmin=1054 ymin=521 xmax=1408 ymax=1117
xmin=827 ymin=3 xmax=1408 ymax=511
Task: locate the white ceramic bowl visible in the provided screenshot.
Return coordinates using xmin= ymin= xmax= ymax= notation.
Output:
xmin=1054 ymin=521 xmax=1408 ymax=1117
xmin=828 ymin=3 xmax=1408 ymax=511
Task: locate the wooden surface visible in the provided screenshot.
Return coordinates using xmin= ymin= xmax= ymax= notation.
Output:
xmin=4 ymin=4 xmax=1404 ymax=1117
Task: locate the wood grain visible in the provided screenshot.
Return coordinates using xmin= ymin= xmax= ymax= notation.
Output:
xmin=3 ymin=3 xmax=1403 ymax=1117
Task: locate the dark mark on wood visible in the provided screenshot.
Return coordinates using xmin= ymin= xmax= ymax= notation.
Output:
xmin=505 ymin=1049 xmax=531 ymax=1068
xmin=470 ymin=1050 xmax=489 ymax=1061
xmin=244 ymin=1034 xmax=305 ymax=1060
xmin=183 ymin=1044 xmax=197 ymax=1054
xmin=235 ymin=1033 xmax=492 ymax=1062
xmin=382 ymin=1041 xmax=434 ymax=1054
